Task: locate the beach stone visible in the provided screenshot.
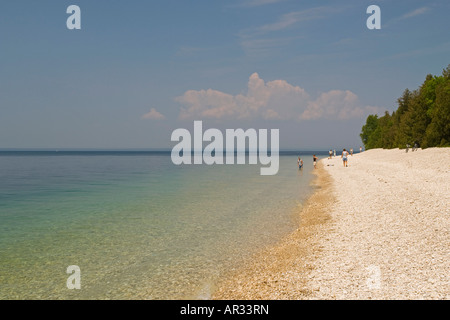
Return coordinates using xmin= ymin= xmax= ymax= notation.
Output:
xmin=212 ymin=148 xmax=450 ymax=300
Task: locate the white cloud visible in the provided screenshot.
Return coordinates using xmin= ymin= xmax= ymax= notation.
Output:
xmin=176 ymin=73 xmax=380 ymax=121
xmin=400 ymin=7 xmax=430 ymax=20
xmin=257 ymin=7 xmax=332 ymax=33
xmin=384 ymin=6 xmax=431 ymax=28
xmin=141 ymin=108 xmax=165 ymax=120
xmin=301 ymin=90 xmax=362 ymax=120
xmin=238 ymin=6 xmax=343 ymax=57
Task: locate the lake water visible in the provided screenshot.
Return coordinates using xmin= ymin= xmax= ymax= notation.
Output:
xmin=0 ymin=151 xmax=323 ymax=299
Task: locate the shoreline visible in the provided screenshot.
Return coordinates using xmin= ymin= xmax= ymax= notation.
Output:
xmin=212 ymin=161 xmax=335 ymax=299
xmin=212 ymin=148 xmax=449 ymax=300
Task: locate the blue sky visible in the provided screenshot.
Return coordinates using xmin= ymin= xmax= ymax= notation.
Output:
xmin=0 ymin=0 xmax=449 ymax=150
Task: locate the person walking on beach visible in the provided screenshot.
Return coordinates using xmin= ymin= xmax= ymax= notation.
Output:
xmin=341 ymin=149 xmax=349 ymax=167
xmin=350 ymin=148 xmax=353 ymax=156
xmin=334 ymin=149 xmax=336 ymax=157
xmin=313 ymin=155 xmax=318 ymax=169
xmin=359 ymin=146 xmax=362 ymax=153
xmin=329 ymin=150 xmax=333 ymax=159
xmin=297 ymin=157 xmax=303 ymax=169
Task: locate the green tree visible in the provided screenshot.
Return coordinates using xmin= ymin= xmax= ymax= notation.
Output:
xmin=393 ymin=89 xmax=412 ymax=147
xmin=425 ymin=81 xmax=450 ymax=146
xmin=378 ymin=111 xmax=395 ymax=148
xmin=423 ymin=66 xmax=450 ymax=147
xmin=396 ymin=90 xmax=419 ymax=148
xmin=360 ymin=114 xmax=379 ymax=150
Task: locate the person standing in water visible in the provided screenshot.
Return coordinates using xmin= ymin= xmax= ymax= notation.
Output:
xmin=297 ymin=157 xmax=303 ymax=169
xmin=313 ymin=155 xmax=318 ymax=169
xmin=341 ymin=149 xmax=349 ymax=167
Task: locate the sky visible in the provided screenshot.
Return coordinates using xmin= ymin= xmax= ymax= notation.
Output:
xmin=0 ymin=0 xmax=449 ymax=150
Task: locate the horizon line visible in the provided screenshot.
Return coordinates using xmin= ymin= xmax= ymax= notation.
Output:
xmin=0 ymin=148 xmax=336 ymax=153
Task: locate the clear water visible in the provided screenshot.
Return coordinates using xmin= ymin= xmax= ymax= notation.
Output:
xmin=0 ymin=151 xmax=321 ymax=299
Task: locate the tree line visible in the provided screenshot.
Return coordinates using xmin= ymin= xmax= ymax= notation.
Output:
xmin=360 ymin=65 xmax=450 ymax=150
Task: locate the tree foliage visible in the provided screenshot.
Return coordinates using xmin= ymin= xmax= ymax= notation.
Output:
xmin=360 ymin=65 xmax=450 ymax=149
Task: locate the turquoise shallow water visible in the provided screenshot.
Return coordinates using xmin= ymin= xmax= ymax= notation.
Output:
xmin=0 ymin=152 xmax=321 ymax=299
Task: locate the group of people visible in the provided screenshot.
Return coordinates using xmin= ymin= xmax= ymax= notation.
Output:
xmin=298 ymin=146 xmax=363 ymax=170
xmin=296 ymin=154 xmax=319 ymax=170
xmin=405 ymin=142 xmax=419 ymax=153
xmin=297 ymin=155 xmax=319 ymax=170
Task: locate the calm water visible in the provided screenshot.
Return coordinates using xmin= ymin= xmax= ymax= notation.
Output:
xmin=0 ymin=151 xmax=323 ymax=299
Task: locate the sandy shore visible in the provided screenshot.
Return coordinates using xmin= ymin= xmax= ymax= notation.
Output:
xmin=212 ymin=148 xmax=449 ymax=300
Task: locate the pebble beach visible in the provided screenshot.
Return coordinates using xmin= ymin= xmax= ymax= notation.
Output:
xmin=212 ymin=148 xmax=450 ymax=300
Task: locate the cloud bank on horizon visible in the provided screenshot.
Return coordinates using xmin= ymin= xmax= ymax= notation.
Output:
xmin=172 ymin=73 xmax=382 ymax=122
